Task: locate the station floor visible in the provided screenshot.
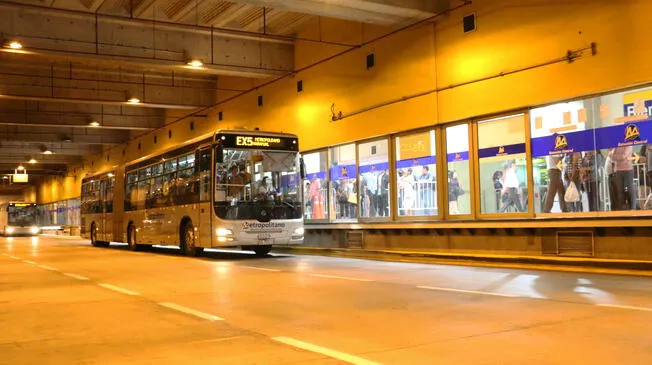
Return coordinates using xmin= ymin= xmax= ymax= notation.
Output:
xmin=1 ymin=236 xmax=650 ymax=365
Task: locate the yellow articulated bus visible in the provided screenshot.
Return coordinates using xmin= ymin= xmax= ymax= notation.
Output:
xmin=80 ymin=130 xmax=305 ymax=256
xmin=0 ymin=202 xmax=40 ymax=236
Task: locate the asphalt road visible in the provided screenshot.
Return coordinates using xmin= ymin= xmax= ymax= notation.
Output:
xmin=1 ymin=235 xmax=650 ymax=364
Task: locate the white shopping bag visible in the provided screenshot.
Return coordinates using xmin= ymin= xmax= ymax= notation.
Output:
xmin=564 ymin=182 xmax=580 ymax=203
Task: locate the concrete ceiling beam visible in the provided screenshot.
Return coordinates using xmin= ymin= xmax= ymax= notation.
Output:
xmin=169 ymin=0 xmax=207 ymax=22
xmin=0 ymin=142 xmax=102 ymax=155
xmin=0 ymin=126 xmax=129 ymax=145
xmin=0 ymin=2 xmax=294 ymax=77
xmin=0 ymin=63 xmax=216 ymax=109
xmin=209 ymin=3 xmax=256 ymax=27
xmin=0 ymin=154 xmax=83 ymax=164
xmin=0 ymin=94 xmax=200 ymax=110
xmin=243 ymin=8 xmax=285 ymax=32
xmin=132 ymin=0 xmax=159 ymax=17
xmin=224 ymin=0 xmax=432 ymax=25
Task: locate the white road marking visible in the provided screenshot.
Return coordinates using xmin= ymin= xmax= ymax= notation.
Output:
xmin=310 ymin=273 xmax=374 ymax=282
xmin=417 ymin=286 xmax=520 ymax=298
xmin=37 ymin=265 xmax=58 ymax=271
xmin=98 ymin=283 xmax=140 ymax=296
xmin=22 ymin=260 xmax=37 ymax=265
xmin=272 ymin=337 xmax=381 ymax=365
xmin=158 ymin=302 xmax=224 ymax=321
xmin=240 ymin=265 xmax=281 ymax=272
xmin=63 ymin=273 xmax=89 ymax=281
xmin=597 ymin=304 xmax=652 ymax=312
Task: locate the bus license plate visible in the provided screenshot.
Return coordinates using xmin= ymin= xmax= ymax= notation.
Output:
xmin=257 ymin=233 xmax=272 ymax=243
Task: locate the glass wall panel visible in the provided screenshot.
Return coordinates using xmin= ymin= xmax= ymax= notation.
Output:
xmin=358 ymin=140 xmax=390 ymax=218
xmin=530 ymin=101 xmax=597 ymax=213
xmin=478 ymin=115 xmax=528 ymax=214
xmin=445 ymin=124 xmax=471 ymax=215
xmin=329 ymin=144 xmax=357 ymax=221
xmin=395 ymin=130 xmax=437 ymax=217
xmin=592 ymin=86 xmax=652 ymax=212
xmin=303 ymin=151 xmax=328 ymax=220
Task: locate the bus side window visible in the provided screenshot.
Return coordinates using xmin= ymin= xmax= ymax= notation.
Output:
xmin=198 ymin=147 xmax=211 ymax=202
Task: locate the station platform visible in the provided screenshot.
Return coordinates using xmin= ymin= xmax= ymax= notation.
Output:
xmin=275 ymin=246 xmax=652 ymax=276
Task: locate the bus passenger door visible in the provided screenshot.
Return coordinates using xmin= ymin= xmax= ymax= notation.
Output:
xmin=197 ymin=147 xmax=212 ymax=247
xmin=98 ymin=180 xmax=107 ymax=241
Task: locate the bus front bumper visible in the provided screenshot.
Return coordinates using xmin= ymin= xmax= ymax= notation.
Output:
xmin=4 ymin=226 xmax=40 ymax=236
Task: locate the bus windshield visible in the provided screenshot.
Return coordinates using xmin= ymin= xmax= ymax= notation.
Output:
xmin=8 ymin=205 xmax=38 ymax=226
xmin=214 ymin=149 xmax=302 ymax=220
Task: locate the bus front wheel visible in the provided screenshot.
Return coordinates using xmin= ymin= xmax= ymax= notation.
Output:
xmin=252 ymin=245 xmax=272 ymax=257
xmin=90 ymin=223 xmax=101 ymax=247
xmin=181 ymin=223 xmax=203 ymax=257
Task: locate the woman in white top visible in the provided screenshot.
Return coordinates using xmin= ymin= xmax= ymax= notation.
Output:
xmin=400 ymin=168 xmax=416 ymax=215
xmin=500 ymin=160 xmax=523 ymax=213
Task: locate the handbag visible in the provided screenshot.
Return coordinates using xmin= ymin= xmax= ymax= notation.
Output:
xmin=347 ymin=192 xmax=358 ymax=205
xmin=564 ymin=182 xmax=580 ymax=203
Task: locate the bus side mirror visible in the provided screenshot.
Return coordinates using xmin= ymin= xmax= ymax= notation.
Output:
xmin=215 ymin=144 xmax=224 ymax=164
xmin=300 ymin=157 xmax=306 ymax=179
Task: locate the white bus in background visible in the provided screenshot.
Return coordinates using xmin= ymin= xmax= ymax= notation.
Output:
xmin=81 ymin=130 xmax=305 ymax=256
xmin=0 ymin=202 xmax=40 ymax=236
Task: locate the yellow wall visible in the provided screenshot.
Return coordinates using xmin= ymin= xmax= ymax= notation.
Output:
xmin=37 ymin=174 xmax=84 ymax=204
xmin=40 ymin=0 xmax=652 ymax=201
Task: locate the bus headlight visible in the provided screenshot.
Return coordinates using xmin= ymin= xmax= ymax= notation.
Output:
xmin=6 ymin=227 xmax=14 ymax=234
xmin=292 ymin=227 xmax=304 ymax=238
xmin=216 ymin=228 xmax=233 ymax=237
xmin=30 ymin=227 xmax=39 ymax=234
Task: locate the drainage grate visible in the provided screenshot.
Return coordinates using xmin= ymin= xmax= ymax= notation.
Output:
xmin=555 ymin=230 xmax=594 ymax=257
xmin=345 ymin=230 xmax=364 ymax=249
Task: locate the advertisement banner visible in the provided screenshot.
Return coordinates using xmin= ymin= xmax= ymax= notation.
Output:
xmin=531 ymin=129 xmax=595 ymax=157
xmin=396 ymin=156 xmax=437 ymax=169
xmin=358 ymin=162 xmax=389 ymax=174
xmin=477 ymin=143 xmax=526 ymax=159
xmin=329 ymin=164 xmax=356 ymax=180
xmin=595 ymin=121 xmax=651 ymax=150
xmin=446 ymin=151 xmax=470 ymax=162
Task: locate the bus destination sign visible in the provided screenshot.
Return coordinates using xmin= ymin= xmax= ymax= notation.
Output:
xmin=219 ymin=134 xmax=298 ymax=151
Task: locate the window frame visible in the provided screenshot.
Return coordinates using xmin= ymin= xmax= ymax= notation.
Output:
xmin=356 ymin=136 xmax=393 ymax=223
xmin=473 ymin=112 xmax=534 ymax=219
xmin=392 ymin=127 xmax=443 ymax=222
xmin=528 ymin=102 xmax=601 ymax=219
xmin=302 ymin=148 xmax=331 ymax=223
xmin=443 ymin=121 xmax=477 ymax=220
xmin=327 ymin=142 xmax=359 ymax=223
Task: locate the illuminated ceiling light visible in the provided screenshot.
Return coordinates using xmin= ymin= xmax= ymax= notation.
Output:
xmin=127 ymin=97 xmax=141 ymax=104
xmin=28 ymin=158 xmax=37 ymax=164
xmin=17 ymin=165 xmax=25 ymax=171
xmin=7 ymin=41 xmax=22 ymax=50
xmin=41 ymin=149 xmax=53 ymax=155
xmin=89 ymin=121 xmax=100 ymax=127
xmin=186 ymin=59 xmax=204 ymax=68
xmin=2 ymin=176 xmax=8 ymax=179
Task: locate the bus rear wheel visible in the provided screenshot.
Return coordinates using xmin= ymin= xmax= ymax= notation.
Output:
xmin=90 ymin=223 xmax=100 ymax=247
xmin=252 ymin=245 xmax=272 ymax=257
xmin=127 ymin=225 xmax=145 ymax=251
xmin=90 ymin=224 xmax=109 ymax=248
xmin=181 ymin=223 xmax=203 ymax=257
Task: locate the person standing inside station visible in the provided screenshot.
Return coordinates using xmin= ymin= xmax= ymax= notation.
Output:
xmin=500 ymin=160 xmax=523 ymax=213
xmin=611 ymin=146 xmax=637 ymax=210
xmin=543 ymin=154 xmax=568 ymax=213
xmin=448 ymin=170 xmax=462 ymax=214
